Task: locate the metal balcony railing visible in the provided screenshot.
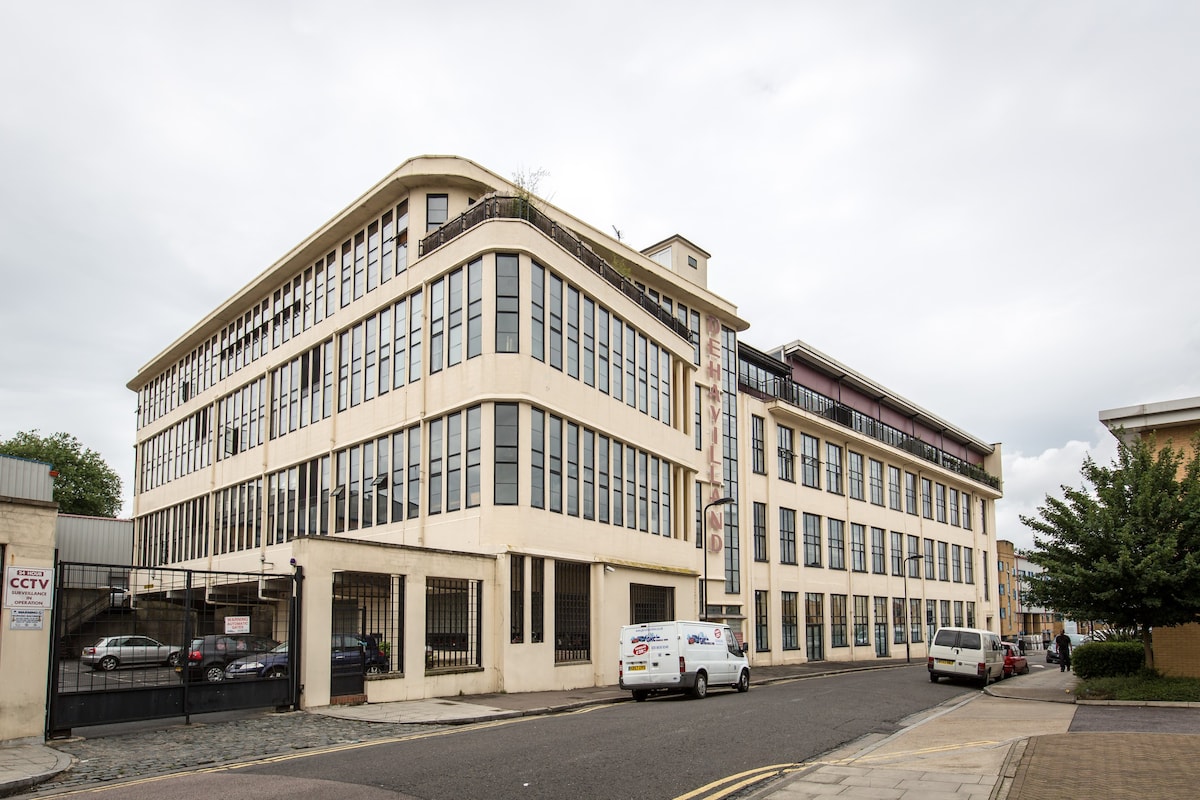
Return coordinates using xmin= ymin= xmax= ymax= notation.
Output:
xmin=419 ymin=196 xmax=692 ymax=342
xmin=744 ymin=375 xmax=1001 ymax=490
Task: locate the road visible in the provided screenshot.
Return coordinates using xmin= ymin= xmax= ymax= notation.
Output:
xmin=38 ymin=665 xmax=971 ymax=799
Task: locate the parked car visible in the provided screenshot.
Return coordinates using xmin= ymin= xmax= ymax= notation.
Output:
xmin=223 ymin=634 xmax=389 ymax=680
xmin=1000 ymin=642 xmax=1030 ymax=678
xmin=81 ymin=635 xmax=181 ymax=671
xmin=179 ymin=634 xmax=279 ymax=682
xmin=927 ymin=626 xmax=1005 ymax=686
xmin=1046 ymin=633 xmax=1090 ymax=664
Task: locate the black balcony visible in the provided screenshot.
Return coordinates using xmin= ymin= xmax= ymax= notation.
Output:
xmin=419 ymin=196 xmax=692 ymax=342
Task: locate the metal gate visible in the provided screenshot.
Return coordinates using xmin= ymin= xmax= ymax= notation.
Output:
xmin=47 ymin=561 xmax=302 ymax=738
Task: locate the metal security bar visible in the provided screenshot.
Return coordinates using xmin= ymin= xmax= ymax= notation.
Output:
xmin=554 ymin=561 xmax=590 ymax=663
xmin=425 ymin=577 xmax=481 ymax=670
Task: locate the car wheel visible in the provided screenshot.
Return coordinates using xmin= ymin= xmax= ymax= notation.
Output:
xmin=929 ymin=673 xmax=939 ymax=683
xmin=736 ymin=669 xmax=750 ymax=693
xmin=690 ymin=671 xmax=708 ymax=699
xmin=204 ymin=664 xmax=226 ymax=682
xmin=1021 ymin=663 xmax=1031 ymax=675
xmin=98 ymin=655 xmax=119 ymax=671
xmin=265 ymin=667 xmax=287 ymax=679
xmin=366 ymin=665 xmax=382 ymax=676
xmin=167 ymin=652 xmax=181 ymax=667
xmin=632 ymin=690 xmax=649 ymax=702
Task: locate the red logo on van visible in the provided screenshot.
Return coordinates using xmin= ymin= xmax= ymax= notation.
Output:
xmin=633 ymin=643 xmax=649 ymax=656
xmin=713 ymin=628 xmax=722 ymax=640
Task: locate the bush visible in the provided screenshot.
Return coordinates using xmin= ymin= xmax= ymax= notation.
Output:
xmin=1071 ymin=641 xmax=1145 ymax=679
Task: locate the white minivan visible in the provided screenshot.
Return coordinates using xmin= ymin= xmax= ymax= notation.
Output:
xmin=619 ymin=621 xmax=750 ymax=701
xmin=927 ymin=626 xmax=1004 ymax=686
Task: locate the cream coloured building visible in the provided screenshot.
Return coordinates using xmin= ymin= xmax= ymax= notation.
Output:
xmin=128 ymin=155 xmax=1003 ymax=707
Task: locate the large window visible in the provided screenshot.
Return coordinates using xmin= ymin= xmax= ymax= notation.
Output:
xmin=869 ymin=459 xmax=884 ymax=506
xmin=755 ymin=591 xmax=770 ymax=652
xmin=907 ymin=534 xmax=921 ymax=577
xmin=871 ymin=527 xmax=886 ymax=574
xmin=936 ymin=483 xmax=947 ymax=523
xmin=827 ymin=519 xmax=845 ymax=570
xmin=753 ymin=502 xmax=768 ymax=562
xmin=751 ymin=416 xmax=766 ymax=475
xmin=890 ymin=531 xmax=903 ymax=575
xmin=426 ymin=193 xmax=448 ymax=232
xmin=630 ymin=584 xmax=674 ymax=624
xmin=851 ymin=523 xmax=867 ymax=572
xmin=801 ymin=434 xmax=820 ymax=488
xmin=938 ymin=541 xmax=949 ymax=581
xmin=847 ymin=451 xmax=864 ymax=500
xmin=495 ymin=254 xmax=519 ymax=353
xmin=831 ymin=594 xmax=848 ymax=648
xmin=805 ymin=593 xmax=824 ymax=660
xmin=777 ymin=425 xmax=795 ymax=482
xmin=426 ymin=577 xmax=480 ymax=669
xmin=849 ymin=597 xmax=868 ymax=647
xmin=826 ymin=444 xmax=843 ymax=495
xmin=555 ymin=561 xmax=590 ymax=663
xmin=888 ymin=466 xmax=902 ymax=510
xmin=803 ymin=512 xmax=821 ymax=567
xmin=510 ymin=556 xmax=525 ymax=643
xmin=893 ymin=598 xmax=906 ymax=644
xmin=781 ymin=591 xmax=799 ymax=651
xmin=906 ymin=472 xmax=918 ymax=515
xmin=494 ymin=404 xmax=519 ymax=505
xmin=779 ymin=507 xmax=797 ymax=565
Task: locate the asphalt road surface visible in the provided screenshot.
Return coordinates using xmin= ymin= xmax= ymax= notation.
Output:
xmin=39 ymin=665 xmax=972 ymax=800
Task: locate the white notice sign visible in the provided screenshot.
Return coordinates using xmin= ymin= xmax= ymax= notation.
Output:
xmin=4 ymin=566 xmax=53 ymax=609
xmin=10 ymin=609 xmax=44 ymax=630
xmin=224 ymin=615 xmax=251 ymax=634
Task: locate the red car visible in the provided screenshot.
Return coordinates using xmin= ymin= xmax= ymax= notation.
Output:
xmin=1000 ymin=642 xmax=1030 ymax=678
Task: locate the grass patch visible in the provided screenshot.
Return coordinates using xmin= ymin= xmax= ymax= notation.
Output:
xmin=1076 ymin=674 xmax=1200 ymax=702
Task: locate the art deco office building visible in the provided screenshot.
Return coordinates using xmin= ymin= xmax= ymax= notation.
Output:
xmin=129 ymin=155 xmax=1003 ymax=706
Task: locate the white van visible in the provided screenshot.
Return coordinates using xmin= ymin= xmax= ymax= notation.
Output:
xmin=619 ymin=621 xmax=750 ymax=701
xmin=927 ymin=626 xmax=1004 ymax=686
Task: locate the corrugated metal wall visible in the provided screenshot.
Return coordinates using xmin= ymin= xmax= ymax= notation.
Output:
xmin=56 ymin=515 xmax=134 ymax=567
xmin=0 ymin=454 xmax=56 ymax=502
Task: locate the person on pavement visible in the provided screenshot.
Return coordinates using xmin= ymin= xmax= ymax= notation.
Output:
xmin=1054 ymin=631 xmax=1073 ymax=672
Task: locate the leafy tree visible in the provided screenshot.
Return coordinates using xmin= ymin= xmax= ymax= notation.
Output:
xmin=0 ymin=430 xmax=123 ymax=517
xmin=1021 ymin=434 xmax=1200 ymax=669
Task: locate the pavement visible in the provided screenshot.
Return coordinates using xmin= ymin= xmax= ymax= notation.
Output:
xmin=3 ymin=658 xmax=1199 ymax=799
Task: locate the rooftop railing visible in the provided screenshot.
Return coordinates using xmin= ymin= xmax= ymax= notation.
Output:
xmin=744 ymin=374 xmax=1002 ymax=490
xmin=419 ymin=196 xmax=692 ymax=342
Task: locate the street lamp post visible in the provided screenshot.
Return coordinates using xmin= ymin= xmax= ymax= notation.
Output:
xmin=903 ymin=553 xmax=923 ymax=664
xmin=701 ymin=497 xmax=735 ymax=622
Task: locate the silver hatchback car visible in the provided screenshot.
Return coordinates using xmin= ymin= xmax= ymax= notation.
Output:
xmin=81 ymin=635 xmax=181 ymax=671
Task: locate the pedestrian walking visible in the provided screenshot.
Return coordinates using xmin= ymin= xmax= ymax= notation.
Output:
xmin=1054 ymin=631 xmax=1072 ymax=672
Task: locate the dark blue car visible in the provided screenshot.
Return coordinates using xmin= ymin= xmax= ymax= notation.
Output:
xmin=224 ymin=634 xmax=389 ymax=679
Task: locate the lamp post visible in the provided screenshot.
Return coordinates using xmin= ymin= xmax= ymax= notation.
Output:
xmin=902 ymin=553 xmax=923 ymax=663
xmin=701 ymin=497 xmax=735 ymax=622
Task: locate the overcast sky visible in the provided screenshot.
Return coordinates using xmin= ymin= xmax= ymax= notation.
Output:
xmin=3 ymin=2 xmax=1197 ymax=550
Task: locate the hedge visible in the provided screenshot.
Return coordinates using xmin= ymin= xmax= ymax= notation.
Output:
xmin=1071 ymin=641 xmax=1145 ymax=679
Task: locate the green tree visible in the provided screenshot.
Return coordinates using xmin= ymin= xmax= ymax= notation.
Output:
xmin=1021 ymin=434 xmax=1200 ymax=669
xmin=0 ymin=430 xmax=123 ymax=517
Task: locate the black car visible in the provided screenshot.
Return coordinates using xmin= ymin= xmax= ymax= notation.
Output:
xmin=223 ymin=634 xmax=389 ymax=680
xmin=179 ymin=634 xmax=279 ymax=682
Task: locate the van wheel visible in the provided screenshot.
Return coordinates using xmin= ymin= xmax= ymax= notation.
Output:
xmin=690 ymin=672 xmax=708 ymax=699
xmin=632 ymin=690 xmax=648 ymax=702
xmin=929 ymin=673 xmax=939 ymax=683
xmin=736 ymin=670 xmax=750 ymax=693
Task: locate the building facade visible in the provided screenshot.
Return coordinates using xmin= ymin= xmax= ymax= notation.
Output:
xmin=0 ymin=455 xmax=58 ymax=744
xmin=1100 ymin=396 xmax=1200 ymax=678
xmin=128 ymin=155 xmax=1003 ymax=707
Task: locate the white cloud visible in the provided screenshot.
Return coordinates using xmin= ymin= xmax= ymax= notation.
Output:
xmin=996 ymin=426 xmax=1120 ymax=552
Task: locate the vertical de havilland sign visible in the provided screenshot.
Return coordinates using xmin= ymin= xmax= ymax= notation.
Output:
xmin=704 ymin=314 xmax=725 ymax=555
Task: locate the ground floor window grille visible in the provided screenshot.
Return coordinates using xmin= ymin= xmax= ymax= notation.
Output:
xmin=853 ymin=595 xmax=870 ymax=646
xmin=554 ymin=561 xmax=590 ymax=662
xmin=910 ymin=598 xmax=922 ymax=642
xmin=893 ymin=597 xmax=906 ymax=644
xmin=531 ymin=557 xmax=545 ymax=643
xmin=629 ymin=583 xmax=674 ymax=624
xmin=510 ymin=556 xmax=525 ymax=644
xmin=874 ymin=596 xmax=889 ymax=657
xmin=333 ymin=571 xmax=402 ymax=672
xmin=425 ymin=577 xmax=480 ymax=669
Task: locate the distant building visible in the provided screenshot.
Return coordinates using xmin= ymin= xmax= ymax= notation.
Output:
xmin=1100 ymin=397 xmax=1200 ymax=677
xmin=128 ymin=155 xmax=1005 ymax=707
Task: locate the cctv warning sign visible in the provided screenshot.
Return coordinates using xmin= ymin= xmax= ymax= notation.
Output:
xmin=5 ymin=567 xmax=53 ymax=609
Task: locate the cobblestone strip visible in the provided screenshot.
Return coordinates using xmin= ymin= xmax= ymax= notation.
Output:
xmin=32 ymin=713 xmax=438 ymax=794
